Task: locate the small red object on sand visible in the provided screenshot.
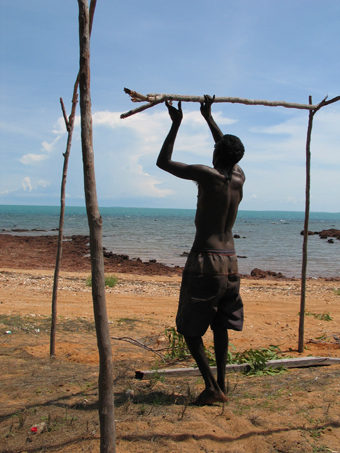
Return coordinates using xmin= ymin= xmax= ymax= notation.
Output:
xmin=31 ymin=426 xmax=38 ymax=433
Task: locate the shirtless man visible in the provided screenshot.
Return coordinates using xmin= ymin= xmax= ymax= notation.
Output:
xmin=157 ymin=95 xmax=245 ymax=405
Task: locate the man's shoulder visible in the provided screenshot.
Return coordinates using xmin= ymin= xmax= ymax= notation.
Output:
xmin=189 ymin=164 xmax=224 ymax=181
xmin=233 ymin=164 xmax=245 ymax=181
xmin=231 ymin=165 xmax=245 ymax=188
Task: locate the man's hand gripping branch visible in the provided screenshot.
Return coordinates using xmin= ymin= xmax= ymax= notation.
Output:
xmin=200 ymin=94 xmax=224 ymax=144
xmin=165 ymin=100 xmax=183 ymax=125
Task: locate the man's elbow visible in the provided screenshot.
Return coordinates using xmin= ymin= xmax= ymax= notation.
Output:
xmin=156 ymin=157 xmax=167 ymax=170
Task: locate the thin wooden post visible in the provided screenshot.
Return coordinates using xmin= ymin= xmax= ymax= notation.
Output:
xmin=78 ymin=1 xmax=116 ymax=451
xmin=50 ymin=0 xmax=96 ymax=358
xmin=50 ymin=94 xmax=78 ymax=357
xmin=298 ymin=96 xmax=314 ymax=353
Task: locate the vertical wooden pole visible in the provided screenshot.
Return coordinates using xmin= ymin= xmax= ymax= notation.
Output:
xmin=78 ymin=1 xmax=116 ymax=451
xmin=50 ymin=0 xmax=96 ymax=358
xmin=50 ymin=94 xmax=78 ymax=357
xmin=298 ymin=96 xmax=314 ymax=353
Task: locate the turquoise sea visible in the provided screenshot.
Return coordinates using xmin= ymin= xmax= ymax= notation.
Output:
xmin=0 ymin=205 xmax=339 ymax=278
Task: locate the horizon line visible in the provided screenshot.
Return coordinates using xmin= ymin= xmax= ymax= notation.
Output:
xmin=0 ymin=203 xmax=339 ymax=215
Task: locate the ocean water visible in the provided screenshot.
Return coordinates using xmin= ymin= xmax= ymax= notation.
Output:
xmin=0 ymin=205 xmax=339 ymax=278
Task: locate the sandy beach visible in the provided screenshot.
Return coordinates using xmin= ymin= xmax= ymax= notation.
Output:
xmin=1 ymin=235 xmax=339 ymax=452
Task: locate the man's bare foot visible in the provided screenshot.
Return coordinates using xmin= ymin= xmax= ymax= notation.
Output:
xmin=193 ymin=389 xmax=228 ymax=406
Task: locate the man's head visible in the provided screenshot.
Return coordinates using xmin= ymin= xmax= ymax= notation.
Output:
xmin=213 ymin=134 xmax=245 ymax=169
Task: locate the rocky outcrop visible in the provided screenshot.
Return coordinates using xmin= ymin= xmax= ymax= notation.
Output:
xmin=250 ymin=268 xmax=286 ymax=279
xmin=300 ymin=228 xmax=340 ymax=241
xmin=318 ymin=229 xmax=340 ymax=240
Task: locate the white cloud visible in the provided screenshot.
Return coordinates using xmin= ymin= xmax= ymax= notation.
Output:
xmin=19 ymin=154 xmax=48 ymax=165
xmin=246 ymin=108 xmax=340 ymax=166
xmin=285 ymin=196 xmax=298 ymax=204
xmin=91 ymin=108 xmax=240 ymax=200
xmin=127 ymin=154 xmax=174 ymax=198
xmin=41 ymin=135 xmax=62 ymax=152
xmin=38 ymin=179 xmax=51 ymax=188
xmin=38 ymin=116 xmax=67 ymax=155
xmin=0 ymin=189 xmax=15 ymax=195
xmin=250 ymin=116 xmax=305 ymax=136
xmin=93 ymin=109 xmax=236 ymax=153
xmin=52 ymin=117 xmax=67 ymax=135
xmin=15 ymin=116 xmax=66 ymax=169
xmin=131 ymin=176 xmax=174 ymax=198
xmin=22 ymin=177 xmax=32 ymax=192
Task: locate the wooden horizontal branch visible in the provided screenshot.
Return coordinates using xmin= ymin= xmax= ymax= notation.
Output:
xmin=314 ymin=94 xmax=340 ymax=111
xmin=120 ymin=99 xmax=164 ymax=118
xmin=121 ymin=87 xmax=326 ymax=119
xmin=135 ymin=356 xmax=340 ymax=379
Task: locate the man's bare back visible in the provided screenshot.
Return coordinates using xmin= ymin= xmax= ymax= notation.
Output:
xmin=193 ymin=163 xmax=245 ymax=251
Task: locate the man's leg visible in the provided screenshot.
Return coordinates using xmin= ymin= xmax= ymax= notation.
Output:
xmin=184 ymin=335 xmax=228 ymax=405
xmin=213 ymin=327 xmax=229 ymax=394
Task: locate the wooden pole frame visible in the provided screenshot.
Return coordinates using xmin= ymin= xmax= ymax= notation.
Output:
xmin=120 ymin=88 xmax=340 ymax=119
xmin=298 ymin=97 xmax=314 ymax=352
xmin=50 ymin=0 xmax=97 ymax=358
xmin=78 ymin=1 xmax=116 ymax=451
xmin=121 ymin=88 xmax=340 ymax=352
xmin=50 ymin=93 xmax=78 ymax=357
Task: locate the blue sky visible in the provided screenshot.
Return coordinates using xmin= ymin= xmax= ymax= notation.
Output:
xmin=1 ymin=0 xmax=339 ymax=212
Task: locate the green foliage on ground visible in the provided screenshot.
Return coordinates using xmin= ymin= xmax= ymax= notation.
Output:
xmin=229 ymin=345 xmax=287 ymax=376
xmin=86 ymin=274 xmax=118 ymax=288
xmin=164 ymin=327 xmax=191 ymax=360
xmin=164 ymin=327 xmax=287 ymax=376
xmin=299 ymin=310 xmax=333 ymax=321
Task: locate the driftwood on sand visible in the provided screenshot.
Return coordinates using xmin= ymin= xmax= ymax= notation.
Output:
xmin=135 ymin=357 xmax=340 ymax=380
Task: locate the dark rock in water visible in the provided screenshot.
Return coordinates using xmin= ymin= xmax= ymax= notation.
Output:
xmin=103 ymin=250 xmax=129 ymax=260
xmin=318 ymin=229 xmax=340 ymax=240
xmin=234 ymin=234 xmax=240 ymax=238
xmin=250 ymin=268 xmax=286 ymax=279
xmin=237 ymin=255 xmax=247 ymax=259
xmin=11 ymin=228 xmax=29 ymax=232
xmin=327 ymin=238 xmax=335 ymax=244
xmin=300 ymin=230 xmax=314 ymax=236
xmin=31 ymin=229 xmax=47 ymax=232
xmin=149 ymin=259 xmax=157 ymax=263
xmin=180 ymin=252 xmax=189 ymax=256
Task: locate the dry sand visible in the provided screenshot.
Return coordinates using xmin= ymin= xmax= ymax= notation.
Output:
xmin=0 ymin=235 xmax=340 ymax=452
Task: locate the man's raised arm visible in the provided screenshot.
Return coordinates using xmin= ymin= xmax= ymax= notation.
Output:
xmin=157 ymin=101 xmax=215 ymax=182
xmin=156 ymin=101 xmax=184 ymax=174
xmin=200 ymin=95 xmax=224 ymax=144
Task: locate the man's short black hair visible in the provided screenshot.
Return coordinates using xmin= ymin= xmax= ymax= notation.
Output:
xmin=213 ymin=134 xmax=245 ymax=168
